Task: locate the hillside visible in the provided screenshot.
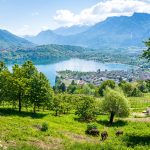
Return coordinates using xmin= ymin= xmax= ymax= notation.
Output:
xmin=25 ymin=30 xmax=62 ymax=45
xmin=0 ymin=93 xmax=150 ymax=150
xmin=0 ymin=44 xmax=94 ymax=63
xmin=0 ymin=29 xmax=34 ymax=49
xmin=25 ymin=13 xmax=150 ymax=48
xmin=73 ymin=13 xmax=150 ymax=48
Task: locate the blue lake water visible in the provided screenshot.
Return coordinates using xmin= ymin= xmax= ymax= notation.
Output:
xmin=7 ymin=58 xmax=136 ymax=86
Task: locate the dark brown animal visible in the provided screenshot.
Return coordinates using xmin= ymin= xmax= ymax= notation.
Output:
xmin=90 ymin=128 xmax=99 ymax=136
xmin=116 ymin=130 xmax=123 ymax=136
xmin=86 ymin=128 xmax=99 ymax=136
xmin=101 ymin=131 xmax=108 ymax=140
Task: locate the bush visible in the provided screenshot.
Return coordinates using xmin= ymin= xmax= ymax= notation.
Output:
xmin=85 ymin=123 xmax=99 ymax=136
xmin=41 ymin=122 xmax=48 ymax=131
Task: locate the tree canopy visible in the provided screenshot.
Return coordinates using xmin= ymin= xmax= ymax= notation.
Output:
xmin=102 ymin=88 xmax=130 ymax=124
xmin=142 ymin=38 xmax=150 ymax=61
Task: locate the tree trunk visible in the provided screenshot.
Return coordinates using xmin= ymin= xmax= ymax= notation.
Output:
xmin=109 ymin=112 xmax=115 ymax=124
xmin=43 ymin=106 xmax=45 ymax=112
xmin=18 ymin=93 xmax=22 ymax=112
xmin=33 ymin=103 xmax=36 ymax=114
xmin=55 ymin=110 xmax=58 ymax=116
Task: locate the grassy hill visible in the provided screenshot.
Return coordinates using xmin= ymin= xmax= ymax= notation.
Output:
xmin=0 ymin=94 xmax=150 ymax=150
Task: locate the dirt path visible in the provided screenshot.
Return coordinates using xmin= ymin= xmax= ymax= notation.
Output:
xmin=125 ymin=118 xmax=150 ymax=122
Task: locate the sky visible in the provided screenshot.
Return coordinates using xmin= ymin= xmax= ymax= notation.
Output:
xmin=0 ymin=0 xmax=150 ymax=36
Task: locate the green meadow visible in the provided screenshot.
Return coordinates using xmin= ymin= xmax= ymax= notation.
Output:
xmin=0 ymin=94 xmax=150 ymax=150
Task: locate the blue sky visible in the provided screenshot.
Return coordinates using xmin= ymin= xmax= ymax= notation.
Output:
xmin=0 ymin=0 xmax=150 ymax=36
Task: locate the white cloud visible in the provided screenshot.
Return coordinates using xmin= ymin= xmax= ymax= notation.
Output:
xmin=41 ymin=26 xmax=50 ymax=30
xmin=53 ymin=0 xmax=150 ymax=26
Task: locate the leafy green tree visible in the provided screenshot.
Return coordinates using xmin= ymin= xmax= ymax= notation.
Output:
xmin=138 ymin=81 xmax=149 ymax=93
xmin=146 ymin=80 xmax=150 ymax=92
xmin=10 ymin=64 xmax=28 ymax=112
xmin=54 ymin=77 xmax=66 ymax=93
xmin=131 ymin=87 xmax=143 ymax=97
xmin=98 ymin=80 xmax=116 ymax=96
xmin=67 ymin=84 xmax=77 ymax=94
xmin=53 ymin=94 xmax=63 ymax=116
xmin=59 ymin=82 xmax=66 ymax=92
xmin=119 ymin=81 xmax=143 ymax=97
xmin=142 ymin=38 xmax=150 ymax=61
xmin=119 ymin=81 xmax=133 ymax=97
xmin=71 ymin=80 xmax=76 ymax=85
xmin=82 ymin=85 xmax=95 ymax=95
xmin=102 ymin=88 xmax=130 ymax=124
xmin=0 ymin=62 xmax=11 ymax=106
xmin=75 ymin=96 xmax=97 ymax=121
xmin=28 ymin=72 xmax=53 ymax=113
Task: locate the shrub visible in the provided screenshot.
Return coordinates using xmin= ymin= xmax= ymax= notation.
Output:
xmin=41 ymin=122 xmax=48 ymax=131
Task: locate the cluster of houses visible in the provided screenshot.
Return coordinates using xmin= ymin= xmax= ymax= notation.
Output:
xmin=58 ymin=68 xmax=150 ymax=86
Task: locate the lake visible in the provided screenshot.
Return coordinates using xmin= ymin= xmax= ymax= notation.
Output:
xmin=8 ymin=58 xmax=136 ymax=86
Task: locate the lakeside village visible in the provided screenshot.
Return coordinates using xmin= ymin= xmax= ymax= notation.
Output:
xmin=57 ymin=68 xmax=150 ymax=86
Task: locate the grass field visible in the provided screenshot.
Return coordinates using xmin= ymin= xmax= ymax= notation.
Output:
xmin=0 ymin=94 xmax=150 ymax=150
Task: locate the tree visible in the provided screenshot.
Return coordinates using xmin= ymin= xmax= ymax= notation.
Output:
xmin=142 ymin=38 xmax=150 ymax=61
xmin=9 ymin=61 xmax=38 ymax=112
xmin=138 ymin=81 xmax=149 ymax=93
xmin=75 ymin=95 xmax=97 ymax=121
xmin=52 ymin=94 xmax=62 ymax=116
xmin=10 ymin=64 xmax=28 ymax=112
xmin=102 ymin=88 xmax=130 ymax=124
xmin=131 ymin=87 xmax=143 ymax=97
xmin=0 ymin=62 xmax=11 ymax=106
xmin=28 ymin=72 xmax=54 ymax=113
xmin=119 ymin=81 xmax=133 ymax=97
xmin=59 ymin=83 xmax=66 ymax=92
xmin=54 ymin=77 xmax=66 ymax=93
xmin=98 ymin=80 xmax=116 ymax=96
xmin=67 ymin=84 xmax=77 ymax=94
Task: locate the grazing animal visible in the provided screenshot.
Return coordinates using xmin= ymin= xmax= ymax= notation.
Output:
xmin=101 ymin=131 xmax=108 ymax=141
xmin=116 ymin=130 xmax=123 ymax=136
xmin=86 ymin=128 xmax=99 ymax=136
xmin=90 ymin=128 xmax=99 ymax=136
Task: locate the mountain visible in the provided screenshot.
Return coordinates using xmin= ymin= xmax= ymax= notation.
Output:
xmin=0 ymin=29 xmax=34 ymax=49
xmin=53 ymin=25 xmax=90 ymax=36
xmin=25 ymin=13 xmax=150 ymax=48
xmin=25 ymin=30 xmax=63 ymax=45
xmin=71 ymin=12 xmax=150 ymax=48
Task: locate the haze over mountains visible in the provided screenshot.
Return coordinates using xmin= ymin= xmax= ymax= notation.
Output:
xmin=0 ymin=30 xmax=34 ymax=49
xmin=53 ymin=25 xmax=90 ymax=36
xmin=25 ymin=13 xmax=150 ymax=48
xmin=0 ymin=13 xmax=150 ymax=50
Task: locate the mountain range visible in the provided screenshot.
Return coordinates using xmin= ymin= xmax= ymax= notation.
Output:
xmin=0 ymin=13 xmax=150 ymax=50
xmin=0 ymin=29 xmax=34 ymax=49
xmin=25 ymin=13 xmax=150 ymax=48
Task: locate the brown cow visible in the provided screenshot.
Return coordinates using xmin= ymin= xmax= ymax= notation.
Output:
xmin=101 ymin=131 xmax=108 ymax=140
xmin=116 ymin=130 xmax=123 ymax=136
